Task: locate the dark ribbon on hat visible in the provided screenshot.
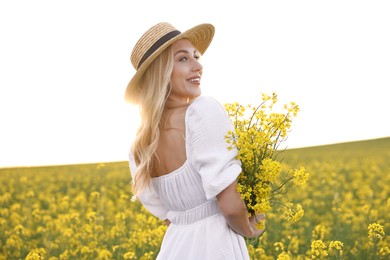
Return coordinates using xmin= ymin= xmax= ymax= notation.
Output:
xmin=137 ymin=30 xmax=181 ymax=69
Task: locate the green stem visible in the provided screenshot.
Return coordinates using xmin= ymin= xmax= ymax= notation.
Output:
xmin=272 ymin=176 xmax=294 ymax=194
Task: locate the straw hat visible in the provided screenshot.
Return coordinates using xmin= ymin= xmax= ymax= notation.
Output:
xmin=125 ymin=22 xmax=215 ymax=103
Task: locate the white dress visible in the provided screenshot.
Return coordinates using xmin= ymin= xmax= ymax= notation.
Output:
xmin=129 ymin=96 xmax=250 ymax=260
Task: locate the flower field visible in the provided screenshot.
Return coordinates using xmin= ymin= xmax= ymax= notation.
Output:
xmin=0 ymin=137 xmax=389 ymax=259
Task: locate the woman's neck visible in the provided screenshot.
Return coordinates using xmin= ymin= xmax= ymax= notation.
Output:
xmin=165 ymin=93 xmax=190 ymax=109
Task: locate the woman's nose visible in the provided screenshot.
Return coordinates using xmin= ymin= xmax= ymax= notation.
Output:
xmin=193 ymin=59 xmax=203 ymax=72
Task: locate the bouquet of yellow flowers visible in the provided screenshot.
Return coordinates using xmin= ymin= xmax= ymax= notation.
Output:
xmin=224 ymin=93 xmax=309 ymax=232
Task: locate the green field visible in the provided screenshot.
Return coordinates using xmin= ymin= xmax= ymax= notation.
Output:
xmin=1 ymin=137 xmax=389 ymax=259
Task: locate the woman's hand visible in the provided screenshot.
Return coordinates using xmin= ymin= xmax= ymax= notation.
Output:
xmin=248 ymin=213 xmax=266 ymax=238
xmin=217 ymin=181 xmax=266 ymax=238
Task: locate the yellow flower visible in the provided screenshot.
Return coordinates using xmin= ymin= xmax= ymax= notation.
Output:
xmin=312 ymin=224 xmax=328 ymax=241
xmin=123 ymin=251 xmax=136 ymax=259
xmin=379 ymin=246 xmax=390 ymax=257
xmin=90 ymin=191 xmax=101 ymax=200
xmin=284 ymin=203 xmax=304 ymax=222
xmin=277 ymin=252 xmax=291 ymax=260
xmin=255 ymin=219 xmax=265 ymax=230
xmin=310 ymin=240 xmax=328 ymax=259
xmin=260 ymin=158 xmax=282 ymax=183
xmin=274 ymin=242 xmax=285 ymax=252
xmin=86 ymin=211 xmax=97 ymax=222
xmin=98 ymin=248 xmax=112 ymax=259
xmin=25 ymin=248 xmax=46 ymax=260
xmin=292 ymin=167 xmax=309 ymax=186
xmin=80 ymin=246 xmax=93 ymax=255
xmin=328 ymin=241 xmax=343 ymax=256
xmin=25 ymin=252 xmax=40 ymax=260
xmin=63 ymin=228 xmax=73 ymax=238
xmin=225 ymin=92 xmax=304 ymax=221
xmin=368 ymin=223 xmax=385 ymax=241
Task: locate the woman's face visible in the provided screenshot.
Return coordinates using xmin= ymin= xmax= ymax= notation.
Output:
xmin=170 ymin=39 xmax=203 ymax=101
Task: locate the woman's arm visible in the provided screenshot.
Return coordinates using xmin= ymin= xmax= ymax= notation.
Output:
xmin=217 ymin=181 xmax=265 ymax=238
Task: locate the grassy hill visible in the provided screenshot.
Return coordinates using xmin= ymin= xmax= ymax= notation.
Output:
xmin=3 ymin=136 xmax=389 ymax=171
xmin=0 ymin=137 xmax=389 ymax=259
xmin=281 ymin=136 xmax=390 ymax=162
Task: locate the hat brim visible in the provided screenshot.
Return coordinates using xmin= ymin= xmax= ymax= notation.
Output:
xmin=125 ymin=23 xmax=215 ymax=104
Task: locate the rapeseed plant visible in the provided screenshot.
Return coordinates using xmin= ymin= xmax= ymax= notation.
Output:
xmin=224 ymin=92 xmax=309 ymax=230
xmin=1 ymin=138 xmax=389 ymax=259
xmin=328 ymin=241 xmax=343 ymax=259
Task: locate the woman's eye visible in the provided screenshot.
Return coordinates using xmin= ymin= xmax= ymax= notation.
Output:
xmin=178 ymin=54 xmax=200 ymax=62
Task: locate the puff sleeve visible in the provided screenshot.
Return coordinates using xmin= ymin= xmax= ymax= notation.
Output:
xmin=129 ymin=151 xmax=168 ymax=220
xmin=186 ymin=96 xmax=242 ymax=200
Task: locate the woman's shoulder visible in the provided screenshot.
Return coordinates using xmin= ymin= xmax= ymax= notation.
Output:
xmin=191 ymin=95 xmax=221 ymax=106
xmin=188 ymin=95 xmax=226 ymax=116
xmin=186 ymin=95 xmax=232 ymax=134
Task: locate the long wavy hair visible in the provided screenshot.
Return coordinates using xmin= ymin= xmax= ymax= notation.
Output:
xmin=131 ymin=46 xmax=173 ymax=196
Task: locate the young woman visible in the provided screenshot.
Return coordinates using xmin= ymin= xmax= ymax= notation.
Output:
xmin=126 ymin=22 xmax=265 ymax=259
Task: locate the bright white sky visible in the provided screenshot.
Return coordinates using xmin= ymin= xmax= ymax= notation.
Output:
xmin=1 ymin=0 xmax=389 ymax=167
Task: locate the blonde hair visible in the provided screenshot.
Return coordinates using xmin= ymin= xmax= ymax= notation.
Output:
xmin=131 ymin=46 xmax=173 ymax=195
